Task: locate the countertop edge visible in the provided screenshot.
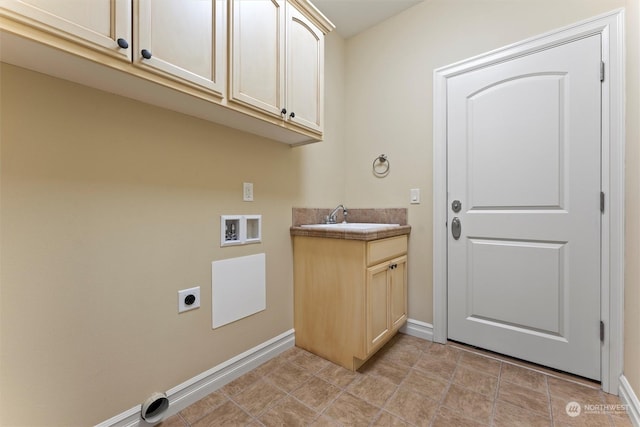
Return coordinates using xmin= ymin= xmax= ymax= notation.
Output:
xmin=289 ymin=225 xmax=411 ymax=241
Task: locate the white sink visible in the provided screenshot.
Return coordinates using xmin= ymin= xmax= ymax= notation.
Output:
xmin=300 ymin=223 xmax=400 ymax=231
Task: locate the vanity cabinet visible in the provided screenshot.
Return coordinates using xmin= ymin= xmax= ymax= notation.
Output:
xmin=0 ymin=0 xmax=333 ymax=144
xmin=293 ymin=234 xmax=408 ymax=370
xmin=229 ymin=0 xmax=325 ymax=133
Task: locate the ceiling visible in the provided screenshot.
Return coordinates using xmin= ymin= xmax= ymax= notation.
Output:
xmin=312 ymin=0 xmax=424 ymax=39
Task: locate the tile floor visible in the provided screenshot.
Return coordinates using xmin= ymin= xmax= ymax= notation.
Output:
xmin=158 ymin=334 xmax=633 ymax=426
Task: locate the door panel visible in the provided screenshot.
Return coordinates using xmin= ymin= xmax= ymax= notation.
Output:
xmin=447 ymin=34 xmax=602 ymax=380
xmin=367 ymin=264 xmax=389 ymax=353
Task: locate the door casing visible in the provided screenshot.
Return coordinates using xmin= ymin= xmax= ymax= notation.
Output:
xmin=433 ymin=9 xmax=625 ymax=394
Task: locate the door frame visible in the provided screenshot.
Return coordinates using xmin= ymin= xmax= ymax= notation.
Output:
xmin=433 ymin=9 xmax=625 ymax=394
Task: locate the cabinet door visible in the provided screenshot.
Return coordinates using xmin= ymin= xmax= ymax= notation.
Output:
xmin=366 ymin=263 xmax=390 ymax=354
xmin=229 ymin=0 xmax=285 ymax=116
xmin=0 ymin=0 xmax=131 ymax=60
xmin=135 ymin=0 xmax=226 ymax=97
xmin=389 ymin=256 xmax=408 ymax=330
xmin=285 ymin=5 xmax=323 ymax=132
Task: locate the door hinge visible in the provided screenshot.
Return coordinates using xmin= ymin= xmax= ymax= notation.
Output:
xmin=600 ymin=61 xmax=605 ymax=82
xmin=600 ymin=191 xmax=605 ymax=213
xmin=600 ymin=320 xmax=605 ymax=342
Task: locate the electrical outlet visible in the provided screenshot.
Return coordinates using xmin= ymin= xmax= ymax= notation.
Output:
xmin=178 ymin=286 xmax=200 ymax=313
xmin=243 ymin=182 xmax=254 ymax=201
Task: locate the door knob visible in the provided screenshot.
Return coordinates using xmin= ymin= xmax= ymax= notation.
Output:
xmin=452 ymin=217 xmax=461 ymax=240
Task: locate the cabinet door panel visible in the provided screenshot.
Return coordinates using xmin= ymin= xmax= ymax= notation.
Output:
xmin=1 ymin=0 xmax=131 ymax=60
xmin=367 ymin=263 xmax=390 ymax=353
xmin=135 ymin=0 xmax=226 ymax=96
xmin=286 ymin=6 xmax=323 ymax=132
xmin=390 ymin=256 xmax=408 ymax=330
xmin=229 ymin=0 xmax=285 ymax=116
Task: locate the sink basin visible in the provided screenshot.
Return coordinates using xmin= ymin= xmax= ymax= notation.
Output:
xmin=300 ymin=223 xmax=400 ymax=231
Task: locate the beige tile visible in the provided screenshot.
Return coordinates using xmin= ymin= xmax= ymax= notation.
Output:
xmin=359 ymin=357 xmax=410 ymax=385
xmin=413 ymin=354 xmax=458 ymax=381
xmin=258 ymin=395 xmax=318 ymax=427
xmin=394 ymin=333 xmax=432 ymax=351
xmin=372 ymin=410 xmax=411 ymax=426
xmin=431 ymin=405 xmax=489 ymax=427
xmin=500 ymin=363 xmax=547 ymax=394
xmin=424 ymin=343 xmax=462 ymax=362
xmin=458 ymin=351 xmax=502 ymax=376
xmin=316 ymin=363 xmax=360 ymax=389
xmin=452 ymin=365 xmax=498 ymax=397
xmin=378 ymin=343 xmax=422 ymax=367
xmin=384 ymin=386 xmax=439 ymax=426
xmin=266 ymin=361 xmax=314 ymax=392
xmin=252 ymin=357 xmax=284 ymax=377
xmin=324 ymin=392 xmax=380 ymax=426
xmin=156 ymin=414 xmax=187 ymax=427
xmin=179 ymin=391 xmax=228 ymax=424
xmin=497 ymin=380 xmax=550 ymax=417
xmin=547 ymin=376 xmax=604 ymax=403
xmin=611 ymin=414 xmax=634 ymax=427
xmin=442 ymin=384 xmax=494 ymax=424
xmin=232 ymin=378 xmax=286 ymax=417
xmin=220 ymin=371 xmax=261 ymax=397
xmin=310 ymin=415 xmax=343 ymax=426
xmin=288 ymin=349 xmax=332 ymax=373
xmin=493 ymin=400 xmax=551 ymax=427
xmin=292 ymin=376 xmax=342 ymax=411
xmin=192 ymin=401 xmax=253 ymax=426
xmin=401 ymin=369 xmax=449 ymax=401
xmin=347 ymin=375 xmax=398 ymax=407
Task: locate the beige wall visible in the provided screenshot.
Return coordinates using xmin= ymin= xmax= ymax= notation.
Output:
xmin=0 ymin=32 xmax=345 ymax=426
xmin=342 ymin=0 xmax=627 ymax=337
xmin=625 ymin=0 xmax=640 ymax=397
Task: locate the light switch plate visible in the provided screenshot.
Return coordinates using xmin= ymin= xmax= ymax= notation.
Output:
xmin=243 ymin=182 xmax=254 ymax=201
xmin=410 ymin=188 xmax=421 ymax=204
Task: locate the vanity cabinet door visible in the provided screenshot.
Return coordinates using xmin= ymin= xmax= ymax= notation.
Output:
xmin=0 ymin=0 xmax=131 ymax=60
xmin=366 ymin=262 xmax=391 ymax=354
xmin=135 ymin=0 xmax=226 ymax=97
xmin=389 ymin=256 xmax=408 ymax=330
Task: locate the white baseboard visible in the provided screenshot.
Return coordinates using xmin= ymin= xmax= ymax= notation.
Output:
xmin=400 ymin=318 xmax=433 ymax=342
xmin=96 ymin=329 xmax=295 ymax=427
xmin=619 ymin=375 xmax=640 ymax=427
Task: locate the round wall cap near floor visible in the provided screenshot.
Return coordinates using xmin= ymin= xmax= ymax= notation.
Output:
xmin=140 ymin=392 xmax=169 ymax=423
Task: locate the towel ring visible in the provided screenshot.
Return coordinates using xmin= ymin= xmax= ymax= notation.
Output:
xmin=373 ymin=154 xmax=390 ymax=177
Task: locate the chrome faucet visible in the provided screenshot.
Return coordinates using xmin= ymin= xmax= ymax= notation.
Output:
xmin=325 ymin=204 xmax=348 ymax=224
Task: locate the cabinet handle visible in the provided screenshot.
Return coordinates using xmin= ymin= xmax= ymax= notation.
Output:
xmin=117 ymin=38 xmax=129 ymax=49
xmin=141 ymin=49 xmax=152 ymax=59
xmin=389 ymin=263 xmax=398 ymax=270
xmin=289 ymin=112 xmax=296 ymax=119
xmin=281 ymin=108 xmax=287 ymax=116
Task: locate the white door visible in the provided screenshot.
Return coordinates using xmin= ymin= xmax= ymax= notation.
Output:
xmin=447 ymin=34 xmax=602 ymax=380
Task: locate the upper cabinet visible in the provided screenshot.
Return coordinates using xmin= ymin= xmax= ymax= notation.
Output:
xmin=0 ymin=0 xmax=132 ymax=61
xmin=134 ymin=0 xmax=226 ymax=97
xmin=0 ymin=0 xmax=334 ymax=144
xmin=229 ymin=0 xmax=327 ymax=133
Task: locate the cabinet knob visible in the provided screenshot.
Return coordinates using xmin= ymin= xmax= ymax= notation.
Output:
xmin=141 ymin=49 xmax=152 ymax=59
xmin=289 ymin=112 xmax=296 ymax=119
xmin=281 ymin=108 xmax=287 ymax=116
xmin=117 ymin=38 xmax=129 ymax=49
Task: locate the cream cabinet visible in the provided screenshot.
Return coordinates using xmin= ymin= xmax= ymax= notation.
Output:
xmin=134 ymin=0 xmax=226 ymax=97
xmin=293 ymin=234 xmax=408 ymax=370
xmin=229 ymin=0 xmax=325 ymax=133
xmin=0 ymin=0 xmax=333 ymax=144
xmin=0 ymin=0 xmax=132 ymax=61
